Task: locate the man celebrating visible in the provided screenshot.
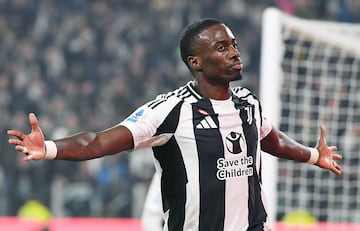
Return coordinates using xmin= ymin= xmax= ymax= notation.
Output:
xmin=8 ymin=18 xmax=341 ymax=231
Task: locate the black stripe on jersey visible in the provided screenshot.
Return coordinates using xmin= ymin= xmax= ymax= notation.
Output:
xmin=192 ymin=98 xmax=225 ymax=231
xmin=186 ymin=82 xmax=202 ymax=100
xmin=232 ymin=86 xmax=245 ymax=95
xmin=153 ymin=101 xmax=187 ymax=231
xmin=232 ymin=86 xmax=261 ymax=103
xmin=233 ymin=96 xmax=267 ymax=230
xmin=238 ymin=93 xmax=253 ymax=101
xmin=179 ymin=89 xmax=192 ymax=100
xmin=147 ymin=85 xmax=194 ymax=109
xmin=148 ymin=98 xmax=166 ymax=109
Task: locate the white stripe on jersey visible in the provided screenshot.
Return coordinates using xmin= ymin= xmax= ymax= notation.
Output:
xmin=176 ymin=102 xmax=201 ymax=229
xmin=210 ymin=98 xmax=253 ymax=230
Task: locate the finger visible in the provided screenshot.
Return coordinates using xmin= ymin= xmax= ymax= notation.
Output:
xmin=7 ymin=130 xmax=25 ymax=139
xmin=335 ymin=163 xmax=342 ymax=172
xmin=320 ymin=124 xmax=327 ymax=137
xmin=7 ymin=130 xmax=16 ymax=136
xmin=15 ymin=145 xmax=28 ymax=154
xmin=24 ymin=155 xmax=34 ymax=161
xmin=331 ymin=168 xmax=341 ymax=175
xmin=328 ymin=146 xmax=337 ymax=152
xmin=331 ymin=160 xmax=342 ymax=175
xmin=332 ymin=154 xmax=342 ymax=161
xmin=29 ymin=113 xmax=39 ymax=131
xmin=332 ymin=164 xmax=342 ymax=175
xmin=8 ymin=138 xmax=22 ymax=145
xmin=318 ymin=125 xmax=328 ymax=147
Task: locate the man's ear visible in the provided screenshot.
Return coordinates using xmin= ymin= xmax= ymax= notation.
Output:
xmin=187 ymin=56 xmax=202 ymax=71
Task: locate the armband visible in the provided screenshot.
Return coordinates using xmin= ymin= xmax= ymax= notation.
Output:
xmin=307 ymin=147 xmax=319 ymax=165
xmin=45 ymin=140 xmax=57 ymax=159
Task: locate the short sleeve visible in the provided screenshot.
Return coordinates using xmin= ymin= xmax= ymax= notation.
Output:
xmin=260 ymin=117 xmax=272 ymax=140
xmin=119 ymin=105 xmax=160 ymax=149
xmin=120 ymin=97 xmax=179 ymax=149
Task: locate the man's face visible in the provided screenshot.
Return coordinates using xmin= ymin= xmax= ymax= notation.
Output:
xmin=191 ymin=24 xmax=243 ymax=83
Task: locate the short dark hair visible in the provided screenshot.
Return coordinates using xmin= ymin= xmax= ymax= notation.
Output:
xmin=179 ymin=18 xmax=223 ymax=69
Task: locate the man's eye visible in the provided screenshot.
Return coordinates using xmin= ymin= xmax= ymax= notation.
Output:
xmin=218 ymin=46 xmax=226 ymax=52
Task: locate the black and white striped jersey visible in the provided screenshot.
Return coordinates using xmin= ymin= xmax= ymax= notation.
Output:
xmin=120 ymin=81 xmax=273 ymax=231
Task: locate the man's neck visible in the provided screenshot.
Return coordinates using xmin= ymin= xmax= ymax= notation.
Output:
xmin=191 ymin=80 xmax=231 ymax=100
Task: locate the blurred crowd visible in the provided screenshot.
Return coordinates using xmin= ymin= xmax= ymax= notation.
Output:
xmin=1 ymin=0 xmax=359 ymax=218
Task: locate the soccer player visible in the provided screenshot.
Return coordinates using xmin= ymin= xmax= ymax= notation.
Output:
xmin=8 ymin=18 xmax=342 ymax=231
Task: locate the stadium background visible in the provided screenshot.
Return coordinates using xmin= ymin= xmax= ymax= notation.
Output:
xmin=1 ymin=0 xmax=359 ymax=230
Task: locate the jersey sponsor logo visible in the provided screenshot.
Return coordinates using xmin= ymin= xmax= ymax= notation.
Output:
xmin=126 ymin=109 xmax=145 ymax=123
xmin=225 ymin=131 xmax=245 ymax=154
xmin=195 ymin=115 xmax=218 ymax=129
xmin=216 ymin=156 xmax=254 ymax=180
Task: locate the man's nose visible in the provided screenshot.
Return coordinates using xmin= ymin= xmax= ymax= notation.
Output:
xmin=229 ymin=45 xmax=240 ymax=58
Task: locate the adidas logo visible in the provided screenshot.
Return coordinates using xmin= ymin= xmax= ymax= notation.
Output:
xmin=196 ymin=116 xmax=218 ymax=129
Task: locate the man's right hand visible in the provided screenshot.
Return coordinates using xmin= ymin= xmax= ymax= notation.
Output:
xmin=7 ymin=113 xmax=46 ymax=161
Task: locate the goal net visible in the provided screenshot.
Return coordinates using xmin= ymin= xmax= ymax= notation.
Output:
xmin=260 ymin=8 xmax=360 ymax=223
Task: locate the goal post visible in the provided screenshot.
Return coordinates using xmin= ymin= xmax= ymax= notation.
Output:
xmin=260 ymin=7 xmax=360 ymax=223
xmin=260 ymin=7 xmax=283 ymax=225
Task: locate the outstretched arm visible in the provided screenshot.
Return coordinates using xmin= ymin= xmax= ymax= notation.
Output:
xmin=8 ymin=113 xmax=134 ymax=161
xmin=261 ymin=125 xmax=342 ymax=175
